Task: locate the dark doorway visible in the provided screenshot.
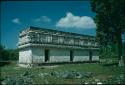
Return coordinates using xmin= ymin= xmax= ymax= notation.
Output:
xmin=89 ymin=50 xmax=92 ymax=61
xmin=70 ymin=50 xmax=74 ymax=62
xmin=45 ymin=49 xmax=49 ymax=62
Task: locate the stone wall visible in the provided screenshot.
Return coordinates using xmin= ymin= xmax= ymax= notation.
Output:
xmin=49 ymin=48 xmax=70 ymax=62
xmin=32 ymin=47 xmax=45 ymax=63
xmin=74 ymin=50 xmax=90 ymax=61
xmin=19 ymin=47 xmax=32 ymax=63
xmin=19 ymin=46 xmax=99 ymax=64
xmin=92 ymin=50 xmax=99 ymax=61
xmin=18 ymin=27 xmax=100 ymax=65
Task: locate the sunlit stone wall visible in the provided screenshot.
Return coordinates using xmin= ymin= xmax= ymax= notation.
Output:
xmin=19 ymin=47 xmax=32 ymax=64
xmin=31 ymin=47 xmax=45 ymax=63
xmin=18 ymin=26 xmax=99 ymax=65
xmin=49 ymin=48 xmax=70 ymax=62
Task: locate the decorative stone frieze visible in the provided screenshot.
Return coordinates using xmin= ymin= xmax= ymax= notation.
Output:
xmin=18 ymin=26 xmax=98 ymax=48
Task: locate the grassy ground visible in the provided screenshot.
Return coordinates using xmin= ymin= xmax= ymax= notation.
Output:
xmin=1 ymin=59 xmax=125 ymax=84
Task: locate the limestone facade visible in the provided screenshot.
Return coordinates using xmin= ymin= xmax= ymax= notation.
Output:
xmin=18 ymin=26 xmax=99 ymax=65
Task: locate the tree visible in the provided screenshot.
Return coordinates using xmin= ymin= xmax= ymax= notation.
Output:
xmin=0 ymin=45 xmax=9 ymax=61
xmin=8 ymin=49 xmax=19 ymax=60
xmin=90 ymin=0 xmax=125 ymax=66
xmin=0 ymin=45 xmax=19 ymax=61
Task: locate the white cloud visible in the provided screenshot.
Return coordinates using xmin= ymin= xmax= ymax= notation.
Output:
xmin=56 ymin=12 xmax=96 ymax=29
xmin=35 ymin=16 xmax=51 ymax=23
xmin=12 ymin=18 xmax=21 ymax=24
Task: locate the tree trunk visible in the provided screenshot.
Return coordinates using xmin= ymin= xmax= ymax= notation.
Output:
xmin=117 ymin=32 xmax=124 ymax=66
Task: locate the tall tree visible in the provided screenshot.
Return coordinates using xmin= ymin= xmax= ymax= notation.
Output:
xmin=90 ymin=0 xmax=125 ymax=66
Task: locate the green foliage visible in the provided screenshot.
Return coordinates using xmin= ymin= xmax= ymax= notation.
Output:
xmin=90 ymin=0 xmax=125 ymax=45
xmin=0 ymin=45 xmax=19 ymax=61
xmin=1 ymin=62 xmax=125 ymax=84
xmin=0 ymin=45 xmax=9 ymax=61
xmin=90 ymin=0 xmax=125 ymax=66
xmin=99 ymin=42 xmax=125 ymax=59
xmin=7 ymin=49 xmax=19 ymax=60
xmin=99 ymin=45 xmax=117 ymax=59
xmin=99 ymin=43 xmax=125 ymax=60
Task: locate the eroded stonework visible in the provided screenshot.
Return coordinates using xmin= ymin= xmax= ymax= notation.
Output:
xmin=18 ymin=26 xmax=99 ymax=66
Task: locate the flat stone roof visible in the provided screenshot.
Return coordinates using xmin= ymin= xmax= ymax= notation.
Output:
xmin=20 ymin=26 xmax=96 ymax=38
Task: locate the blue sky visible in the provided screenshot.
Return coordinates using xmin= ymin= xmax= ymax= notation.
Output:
xmin=1 ymin=1 xmax=97 ymax=49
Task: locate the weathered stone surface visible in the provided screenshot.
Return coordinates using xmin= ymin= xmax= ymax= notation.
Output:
xmin=18 ymin=27 xmax=99 ymax=65
xmin=50 ymin=49 xmax=70 ymax=62
xmin=32 ymin=47 xmax=45 ymax=63
xmin=1 ymin=71 xmax=34 ymax=85
xmin=39 ymin=71 xmax=95 ymax=79
xmin=19 ymin=47 xmax=32 ymax=63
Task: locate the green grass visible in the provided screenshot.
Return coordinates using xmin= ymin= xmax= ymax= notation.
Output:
xmin=1 ymin=60 xmax=125 ymax=84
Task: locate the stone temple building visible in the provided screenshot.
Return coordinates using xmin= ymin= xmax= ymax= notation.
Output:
xmin=18 ymin=26 xmax=99 ymax=66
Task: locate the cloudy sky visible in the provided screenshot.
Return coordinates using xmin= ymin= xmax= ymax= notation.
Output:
xmin=1 ymin=1 xmax=97 ymax=49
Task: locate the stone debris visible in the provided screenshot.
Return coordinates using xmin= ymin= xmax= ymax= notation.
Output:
xmin=22 ymin=71 xmax=29 ymax=76
xmin=84 ymin=82 xmax=88 ymax=84
xmin=1 ymin=70 xmax=125 ymax=84
xmin=44 ymin=79 xmax=49 ymax=84
xmin=38 ymin=72 xmax=51 ymax=78
xmin=1 ymin=71 xmax=34 ymax=85
xmin=97 ymin=82 xmax=103 ymax=85
xmin=94 ymin=79 xmax=100 ymax=82
xmin=39 ymin=71 xmax=95 ymax=79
